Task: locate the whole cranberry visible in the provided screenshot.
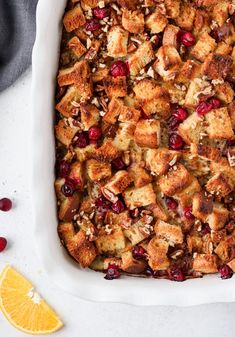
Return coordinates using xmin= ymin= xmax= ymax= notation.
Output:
xmin=132 ymin=246 xmax=147 ymax=260
xmin=93 ymin=7 xmax=110 ymax=19
xmin=201 ymin=223 xmax=211 ymax=236
xmin=0 ymin=237 xmax=7 ymax=252
xmin=110 ymin=61 xmax=129 ymax=77
xmin=219 ymin=264 xmax=233 ymax=280
xmin=183 ymin=207 xmax=194 ymax=220
xmin=111 ymin=200 xmax=125 ymax=214
xmin=95 ymin=196 xmax=111 ymax=214
xmin=85 ymin=18 xmax=101 ymax=31
xmin=75 ymin=132 xmax=88 ymax=148
xmin=88 ymin=126 xmax=102 ymax=141
xmin=169 ymin=133 xmax=184 ymax=150
xmin=104 ymin=264 xmax=121 ymax=280
xmin=181 ymin=31 xmax=196 ymax=47
xmin=0 ymin=198 xmax=12 ymax=212
xmin=196 ymin=101 xmax=213 ymax=117
xmin=58 ymin=160 xmax=70 ymax=178
xmin=209 ymin=98 xmax=221 ymax=109
xmin=169 ymin=265 xmax=185 ymax=282
xmin=166 ymin=197 xmax=178 ymax=210
xmin=173 ymin=107 xmax=188 ymax=122
xmin=141 ymin=110 xmax=151 ymax=120
xmin=111 ymin=157 xmax=126 ymax=170
xmin=61 ymin=178 xmax=76 ymax=197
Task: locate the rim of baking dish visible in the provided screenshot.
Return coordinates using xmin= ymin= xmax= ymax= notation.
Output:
xmin=31 ymin=0 xmax=235 ymax=306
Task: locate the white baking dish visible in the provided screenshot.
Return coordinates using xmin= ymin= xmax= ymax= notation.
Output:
xmin=31 ymin=0 xmax=235 ymax=306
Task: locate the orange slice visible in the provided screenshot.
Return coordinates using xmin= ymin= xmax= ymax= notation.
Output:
xmin=0 ymin=265 xmax=63 ymax=335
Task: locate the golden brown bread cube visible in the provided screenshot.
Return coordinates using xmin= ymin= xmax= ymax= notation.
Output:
xmin=123 ymin=184 xmax=156 ymax=210
xmin=202 ymin=54 xmax=233 ymax=80
xmin=153 ymin=46 xmax=182 ymax=81
xmin=91 ymin=140 xmax=120 ymax=162
xmin=192 ymin=253 xmax=218 ymax=273
xmin=69 ymin=161 xmax=85 ymax=188
xmin=175 ymin=177 xmax=201 ymax=208
xmin=214 ymin=234 xmax=235 ymax=262
xmin=174 ymin=3 xmax=196 ymax=31
xmin=55 ymin=119 xmax=79 ymax=146
xmin=80 ymin=103 xmax=100 ymax=130
xmin=178 ymin=112 xmax=204 ymax=144
xmin=190 ymin=143 xmax=222 ymax=162
xmin=184 ymin=77 xmax=213 ymax=108
xmin=165 ymin=0 xmax=180 ymax=18
xmin=56 ymin=86 xmax=82 ymax=118
xmin=107 ymin=26 xmax=128 ymax=58
xmin=207 ymin=203 xmax=229 ymax=231
xmin=145 ymin=148 xmax=180 ymax=176
xmin=192 ymin=192 xmax=213 ymax=222
xmin=122 ymin=9 xmax=144 ymax=34
xmin=86 ymin=159 xmax=111 ymax=181
xmin=128 ymin=164 xmax=152 ymax=188
xmin=68 ymin=36 xmax=86 ymax=59
xmin=134 ymin=119 xmax=161 ymax=149
xmin=121 ymin=251 xmax=147 ymax=273
xmin=128 ymin=42 xmax=155 ymax=76
xmin=147 ymin=202 xmax=169 ymax=222
xmin=206 ymin=173 xmax=234 ymax=197
xmin=113 ymin=123 xmax=135 ymax=151
xmin=211 ymin=1 xmax=230 ymax=27
xmin=215 ymin=42 xmax=232 ymax=56
xmin=176 ymin=60 xmax=202 ymax=85
xmin=214 ymin=82 xmax=234 ymax=104
xmin=193 ymin=9 xmax=210 ymax=36
xmin=205 ymin=107 xmax=234 ymax=140
xmin=95 ymin=225 xmax=126 ymax=255
xmin=74 ymin=144 xmax=96 ymax=162
xmin=147 ymin=237 xmax=170 ymax=271
xmin=145 ymin=9 xmax=168 ymax=34
xmin=58 ymin=193 xmax=80 ymax=222
xmin=103 ymin=76 xmax=127 ymax=98
xmin=103 ymin=170 xmax=133 ymax=195
xmin=190 ymin=32 xmax=216 ymax=62
xmin=154 ymin=220 xmax=184 ymax=246
xmin=210 ymin=160 xmax=235 ymax=184
xmin=227 ymin=259 xmax=235 ymax=272
xmin=63 ymin=4 xmax=86 ymax=32
xmin=162 ymin=25 xmax=179 ymax=47
xmin=58 ymin=222 xmax=75 ymax=244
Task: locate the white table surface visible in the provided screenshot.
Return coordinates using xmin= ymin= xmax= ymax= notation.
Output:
xmin=0 ymin=69 xmax=235 ymax=337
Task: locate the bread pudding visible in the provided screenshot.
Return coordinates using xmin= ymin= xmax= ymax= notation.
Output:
xmin=55 ymin=0 xmax=235 ymax=281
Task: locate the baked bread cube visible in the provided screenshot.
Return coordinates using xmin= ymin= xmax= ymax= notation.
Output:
xmin=153 ymin=46 xmax=182 ymax=81
xmin=205 ymin=107 xmax=234 ymax=140
xmin=75 ymin=144 xmax=96 ymax=162
xmin=210 ymin=160 xmax=235 ymax=184
xmin=96 ymin=225 xmax=126 ymax=255
xmin=228 ymin=100 xmax=235 ymax=127
xmin=103 ymin=97 xmax=140 ymax=124
xmin=128 ymin=164 xmax=152 ymax=188
xmin=122 ymin=9 xmax=144 ymax=34
xmin=214 ymin=234 xmax=235 ymax=262
xmin=124 ymin=215 xmax=153 ymax=245
xmin=147 ymin=237 xmax=170 ymax=271
xmin=176 ymin=177 xmax=201 ymax=208
xmin=192 ymin=253 xmax=218 ymax=273
xmin=55 ymin=119 xmax=79 ymax=146
xmin=227 ymin=259 xmax=235 ymax=272
xmin=123 ymin=183 xmax=156 ymax=210
xmin=134 ymin=119 xmax=161 ymax=149
xmin=178 ymin=112 xmax=204 ymax=144
xmin=145 ymin=9 xmax=168 ymax=34
xmin=117 ymin=0 xmax=138 ymax=9
xmin=145 ymin=148 xmax=180 ymax=176
xmin=215 ymin=42 xmax=232 ymax=56
xmin=58 ymin=193 xmax=80 ymax=222
xmin=86 ymin=159 xmax=111 ymax=181
xmin=113 ymin=122 xmax=135 ymax=151
xmin=193 ymin=9 xmax=210 ymax=36
xmin=175 ymin=3 xmax=196 ymax=31
xmin=190 ymin=32 xmax=216 ymax=62
xmin=80 ymin=103 xmax=100 ymax=130
xmin=121 ymin=251 xmax=147 ymax=274
xmin=118 ymin=105 xmax=140 ymax=124
xmin=68 ymin=36 xmax=86 ymax=59
xmin=214 ymin=82 xmax=234 ymax=104
xmin=158 ymin=163 xmax=191 ymax=197
xmin=176 ymin=60 xmax=202 ymax=85
xmin=147 ymin=202 xmax=169 ymax=222
xmin=162 ymin=25 xmax=179 ymax=47
xmin=103 ymin=170 xmax=133 ymax=195
xmin=107 ymin=26 xmax=128 ymax=58
xmin=202 ymin=54 xmax=233 ymax=80
xmin=128 ymin=41 xmax=155 ymax=76
xmin=56 ymin=86 xmax=82 ymax=118
xmin=207 ymin=203 xmax=229 ymax=231
xmin=58 ymin=222 xmax=75 ymax=245
xmin=69 ymin=161 xmax=85 ymax=188
xmin=103 ymin=76 xmax=127 ymax=98
xmin=192 ymin=191 xmax=213 ymax=222
xmin=211 ymin=1 xmax=229 ymax=27
xmin=190 ymin=143 xmax=222 ymax=162
xmin=154 ymin=220 xmax=183 ymax=246
xmin=92 ymin=140 xmax=120 ymax=162
xmin=165 ymin=0 xmax=180 ymax=19
xmin=63 ymin=4 xmax=86 ymax=32
xmin=206 ymin=173 xmax=234 ymax=197
xmin=184 ymin=77 xmax=213 ymax=108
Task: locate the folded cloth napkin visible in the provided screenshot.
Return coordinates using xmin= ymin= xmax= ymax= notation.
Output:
xmin=0 ymin=0 xmax=38 ymax=92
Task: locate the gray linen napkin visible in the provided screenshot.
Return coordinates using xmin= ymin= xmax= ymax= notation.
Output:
xmin=0 ymin=0 xmax=38 ymax=92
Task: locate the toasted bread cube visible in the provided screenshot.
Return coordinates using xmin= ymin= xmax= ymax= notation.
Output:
xmin=118 ymin=105 xmax=140 ymax=124
xmin=103 ymin=170 xmax=133 ymax=195
xmin=121 ymin=251 xmax=147 ymax=273
xmin=193 ymin=9 xmax=210 ymax=36
xmin=145 ymin=148 xmax=180 ymax=176
xmin=81 ymin=0 xmax=109 ymax=9
xmin=122 ymin=9 xmax=144 ymax=34
xmin=55 ymin=119 xmax=78 ymax=146
xmin=211 ymin=160 xmax=235 ymax=184
xmin=107 ymin=26 xmax=128 ymax=58
xmin=58 ymin=66 xmax=76 ymax=87
xmin=190 ymin=33 xmax=216 ymax=62
xmin=86 ymin=159 xmax=111 ymax=181
xmin=212 ymin=1 xmax=229 ymax=27
xmin=153 ymin=46 xmax=181 ymax=81
xmin=202 ymin=54 xmax=233 ymax=80
xmin=145 ymin=9 xmax=168 ymax=34
xmin=176 ymin=60 xmax=202 ymax=85
xmin=214 ymin=82 xmax=234 ymax=104
xmin=134 ymin=119 xmax=160 ymax=149
xmin=162 ymin=25 xmax=179 ymax=47
xmin=58 ymin=193 xmax=80 ymax=222
xmin=215 ymin=42 xmax=232 ymax=56
xmin=92 ymin=68 xmax=109 ymax=82
xmin=80 ymin=103 xmax=100 ymax=130
xmin=128 ymin=164 xmax=152 ymax=188
xmin=165 ymin=0 xmax=180 ymax=18
xmin=154 ymin=220 xmax=183 ymax=246
xmin=207 ymin=203 xmax=229 ymax=231
xmin=206 ymin=107 xmax=234 ymax=140
xmin=96 ymin=225 xmax=126 ymax=254
xmin=192 ymin=253 xmax=218 ymax=273
xmin=124 ymin=216 xmax=153 ymax=245
xmin=175 ymin=177 xmax=201 ymax=208
xmin=103 ymin=76 xmax=127 ymax=98
xmin=117 ymin=0 xmax=138 ymax=8
xmin=192 ymin=192 xmax=213 ymax=222
xmin=178 ymin=112 xmax=204 ymax=145
xmin=214 ymin=234 xmax=235 ymax=262
xmin=103 ymin=97 xmax=122 ymax=124
xmin=123 ymin=184 xmax=156 ymax=210
xmin=158 ymin=163 xmax=191 ymax=197
xmin=66 ymin=230 xmax=96 ymax=267
xmin=190 ymin=143 xmax=222 ymax=162
xmin=58 ymin=222 xmax=75 ymax=244
xmin=147 ymin=202 xmax=169 ymax=222
xmin=63 ymin=4 xmax=86 ymax=32
xmin=187 ymin=234 xmax=203 ymax=253
xmin=69 ymin=161 xmax=85 ymax=188
xmin=113 ymin=123 xmax=135 ymax=151
xmin=128 ymin=41 xmax=155 ymax=76
xmin=75 ymin=144 xmax=96 ymax=162
xmin=206 ymin=173 xmax=234 ymax=197
xmin=184 ymin=77 xmax=213 ymax=108
xmin=68 ymin=36 xmax=86 ymax=59
xmin=227 ymin=259 xmax=235 ymax=272
xmin=147 ymin=237 xmax=170 ymax=271
xmin=175 ymin=3 xmax=196 ymax=31
xmin=228 ymin=100 xmax=235 ymax=127
xmin=56 ymin=86 xmax=82 ymax=118
xmin=92 ymin=140 xmax=120 ymax=162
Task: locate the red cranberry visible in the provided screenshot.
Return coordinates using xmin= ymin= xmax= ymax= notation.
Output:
xmin=219 ymin=264 xmax=233 ymax=280
xmin=169 ymin=265 xmax=185 ymax=281
xmin=95 ymin=196 xmax=111 ymax=215
xmin=201 ymin=224 xmax=211 ymax=236
xmin=104 ymin=263 xmax=121 ymax=280
xmin=0 ymin=198 xmax=12 ymax=212
xmin=111 ymin=157 xmax=126 ymax=170
xmin=110 ymin=61 xmax=129 ymax=77
xmin=183 ymin=207 xmax=194 ymax=220
xmin=141 ymin=110 xmax=151 ymax=119
xmin=0 ymin=237 xmax=7 ymax=252
xmin=111 ymin=200 xmax=125 ymax=214
xmin=132 ymin=246 xmax=147 ymax=260
xmin=169 ymin=133 xmax=184 ymax=150
xmin=61 ymin=178 xmax=75 ymax=197
xmin=210 ymin=29 xmax=219 ymax=42
xmin=173 ymin=108 xmax=188 ymax=122
xmin=85 ymin=18 xmax=101 ymax=31
xmin=58 ymin=160 xmax=70 ymax=178
xmin=88 ymin=126 xmax=102 ymax=141
xmin=196 ymin=101 xmax=213 ymax=117
xmin=93 ymin=6 xmax=110 ymax=19
xmin=180 ymin=31 xmax=196 ymax=47
xmin=168 ymin=116 xmax=180 ymax=131
xmin=209 ymin=98 xmax=221 ymax=109
xmin=75 ymin=132 xmax=88 ymax=148
xmin=166 ymin=197 xmax=178 ymax=210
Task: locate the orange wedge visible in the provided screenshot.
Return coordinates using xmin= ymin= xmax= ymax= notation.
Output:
xmin=0 ymin=265 xmax=63 ymax=335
